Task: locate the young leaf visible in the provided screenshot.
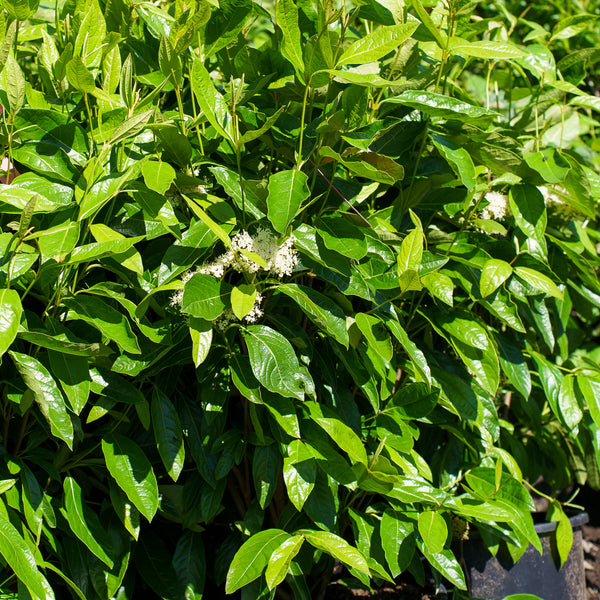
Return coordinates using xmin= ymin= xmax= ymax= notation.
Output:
xmin=102 ymin=434 xmax=159 ymax=522
xmin=397 ymin=229 xmax=424 ymax=275
xmin=225 ymin=529 xmax=291 ymax=593
xmin=267 ymin=170 xmax=309 ymax=234
xmin=231 ymin=284 xmax=257 ymax=321
xmin=417 ymin=511 xmax=447 ymax=554
xmin=265 ymin=535 xmax=304 ymax=590
xmin=336 ymin=22 xmax=418 ymax=67
xmin=480 ymin=259 xmax=513 ymax=298
xmin=151 ymin=388 xmax=185 ymax=481
xmin=298 ymin=530 xmax=370 ymax=576
xmin=9 ymin=351 xmax=74 ymax=449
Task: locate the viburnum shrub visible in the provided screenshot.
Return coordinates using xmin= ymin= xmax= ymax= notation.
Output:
xmin=0 ymin=0 xmax=599 ymax=598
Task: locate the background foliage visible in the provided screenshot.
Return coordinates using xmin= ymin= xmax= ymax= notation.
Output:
xmin=0 ymin=0 xmax=599 ymax=598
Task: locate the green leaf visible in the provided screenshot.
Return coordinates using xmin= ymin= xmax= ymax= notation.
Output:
xmin=231 ymin=284 xmax=257 ymax=321
xmin=89 ymin=223 xmax=144 ymax=275
xmin=397 ymin=229 xmax=423 ymax=275
xmin=189 ymin=317 xmax=213 ymax=368
xmin=102 ymin=434 xmax=159 ymax=522
xmin=298 ymin=530 xmax=370 ymax=576
xmin=480 ymin=259 xmax=513 ymax=298
xmin=304 ymin=401 xmax=367 ymax=465
xmin=253 ymin=444 xmax=279 ymax=510
xmin=64 ymin=295 xmax=141 ymax=354
xmin=0 ymin=0 xmax=39 ymax=19
xmin=62 ymin=477 xmax=114 ymax=568
xmin=4 ymin=54 xmax=25 ymax=115
xmin=108 ymin=109 xmax=154 ymax=145
xmin=225 ymin=529 xmax=290 ymax=593
xmin=141 ymin=160 xmax=176 ymax=195
xmin=0 ymin=509 xmax=54 ymax=600
xmin=381 ymin=510 xmax=414 ymax=578
xmin=191 ymin=58 xmax=234 ymax=146
xmin=9 ymin=351 xmax=73 ymax=449
xmin=0 ymin=289 xmax=22 ymax=358
xmin=509 ymin=185 xmax=547 ymax=252
xmin=558 ymin=374 xmax=583 ymax=429
xmin=383 ymin=91 xmax=494 ymax=122
xmin=411 ymin=0 xmax=446 ymax=48
xmin=173 ymin=532 xmax=205 ymax=600
xmin=181 ymin=273 xmax=231 ymax=321
xmin=48 ymin=350 xmax=90 ymax=415
xmin=450 ymin=40 xmax=524 ymax=60
xmin=265 ymin=535 xmax=304 ymax=590
xmin=283 ymin=440 xmax=316 ymax=511
xmin=242 ymin=325 xmax=310 ymax=401
xmin=151 ymin=388 xmax=185 ymax=481
xmin=66 ymin=55 xmax=96 ymax=93
xmin=417 ymin=511 xmax=447 ymax=554
xmin=523 ymin=149 xmax=569 ymax=184
xmin=275 ymin=0 xmax=305 ymax=80
xmin=548 ymin=501 xmax=573 ymax=566
xmin=336 ymin=22 xmax=418 ymax=67
xmin=278 ymin=284 xmax=349 ymax=347
xmin=513 ymin=267 xmax=563 ymax=300
xmin=267 ymin=170 xmax=309 ymax=234
xmin=419 ymin=545 xmax=466 ymax=590
xmin=421 ymin=272 xmax=454 ymax=306
xmin=109 ymin=482 xmax=140 ymax=541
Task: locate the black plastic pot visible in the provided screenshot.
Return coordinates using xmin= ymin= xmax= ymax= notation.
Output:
xmin=463 ymin=512 xmax=589 ymax=600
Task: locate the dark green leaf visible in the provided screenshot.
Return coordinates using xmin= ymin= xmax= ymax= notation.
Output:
xmin=152 ymin=388 xmax=185 ymax=481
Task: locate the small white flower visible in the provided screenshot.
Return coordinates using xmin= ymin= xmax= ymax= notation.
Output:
xmin=480 ymin=191 xmax=510 ymax=221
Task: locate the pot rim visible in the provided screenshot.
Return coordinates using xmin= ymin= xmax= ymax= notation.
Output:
xmin=534 ymin=511 xmax=589 ymax=534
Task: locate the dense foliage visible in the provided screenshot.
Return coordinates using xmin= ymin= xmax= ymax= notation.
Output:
xmin=0 ymin=0 xmax=599 ymax=598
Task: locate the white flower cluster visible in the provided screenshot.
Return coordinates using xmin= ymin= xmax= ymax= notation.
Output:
xmin=169 ymin=270 xmax=194 ymax=307
xmin=539 ymin=185 xmax=581 ymax=221
xmin=199 ymin=228 xmax=298 ymax=279
xmin=480 ymin=191 xmax=510 ymax=221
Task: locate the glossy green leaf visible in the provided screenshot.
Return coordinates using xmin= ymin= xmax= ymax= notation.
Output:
xmin=191 ymin=58 xmax=234 ymax=145
xmin=419 ymin=544 xmax=467 ymax=590
xmin=381 ymin=510 xmax=414 ymax=578
xmin=152 ymin=388 xmax=185 ymax=481
xmin=298 ymin=530 xmax=370 ymax=576
xmin=47 ymin=350 xmax=89 ymax=415
xmin=189 ymin=317 xmax=213 ymax=368
xmin=64 ymin=295 xmax=141 ymax=354
xmin=450 ymin=40 xmax=524 ymax=60
xmin=418 ymin=511 xmax=447 ymax=554
xmin=305 ymin=401 xmax=367 ymax=465
xmin=10 ymin=351 xmax=73 ymax=449
xmin=242 ymin=325 xmax=310 ymax=401
xmin=384 ymin=91 xmax=494 ymax=121
xmin=509 ymin=185 xmax=547 ymax=252
xmin=283 ymin=439 xmax=316 ymax=511
xmin=62 ymin=477 xmax=114 ymax=568
xmin=142 ymin=160 xmax=176 ymax=195
xmin=265 ymin=535 xmax=304 ymax=590
xmin=275 ymin=0 xmax=305 ymax=80
xmin=182 ymin=273 xmax=231 ymax=321
xmin=480 ymin=259 xmax=513 ymax=298
xmin=548 ymin=501 xmax=573 ymax=566
xmin=337 ymin=22 xmax=418 ymax=67
xmin=421 ymin=272 xmax=454 ymax=306
xmin=253 ymin=444 xmax=279 ymax=509
xmin=513 ymin=267 xmax=563 ymax=300
xmin=102 ymin=434 xmax=159 ymax=522
xmin=225 ymin=529 xmax=290 ymax=593
xmin=558 ymin=374 xmax=583 ymax=429
xmin=0 ymin=509 xmax=54 ymax=600
xmin=231 ymin=284 xmax=257 ymax=321
xmin=267 ymin=170 xmax=309 ymax=234
xmin=0 ymin=0 xmax=40 ymax=20
xmin=109 ymin=481 xmax=140 ymax=541
xmin=279 ymin=284 xmax=349 ymax=347
xmin=0 ymin=289 xmax=22 ymax=357
xmin=397 ymin=229 xmax=423 ymax=275
xmin=66 ymin=55 xmax=96 ymax=93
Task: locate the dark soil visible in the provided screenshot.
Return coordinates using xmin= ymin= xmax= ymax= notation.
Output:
xmin=325 ymin=489 xmax=600 ymax=600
